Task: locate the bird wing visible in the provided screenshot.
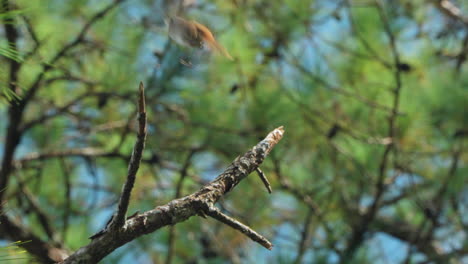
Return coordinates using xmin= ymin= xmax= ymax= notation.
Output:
xmin=193 ymin=21 xmax=233 ymax=60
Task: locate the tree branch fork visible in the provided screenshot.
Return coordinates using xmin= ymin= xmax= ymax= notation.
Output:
xmin=61 ymin=82 xmax=284 ymax=263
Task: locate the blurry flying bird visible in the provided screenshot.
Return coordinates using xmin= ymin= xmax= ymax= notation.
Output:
xmin=167 ymin=16 xmax=233 ymax=60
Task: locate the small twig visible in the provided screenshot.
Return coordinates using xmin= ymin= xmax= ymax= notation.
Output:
xmin=203 ymin=204 xmax=273 ymax=250
xmin=165 ymin=225 xmax=176 ymax=264
xmin=294 ymin=208 xmax=314 ymax=264
xmin=59 ymin=158 xmax=72 ymax=241
xmin=255 ymin=168 xmax=272 ymax=193
xmin=110 ymin=81 xmax=147 ymax=229
xmin=21 ymin=15 xmax=42 ymax=60
xmin=16 ymin=172 xmax=56 ymax=241
xmin=137 ymin=81 xmax=146 ymax=122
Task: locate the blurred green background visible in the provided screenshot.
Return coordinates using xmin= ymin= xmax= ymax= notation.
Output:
xmin=0 ymin=0 xmax=467 ymax=263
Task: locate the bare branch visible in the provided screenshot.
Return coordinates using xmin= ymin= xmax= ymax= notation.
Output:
xmin=61 ymin=126 xmax=285 ymax=263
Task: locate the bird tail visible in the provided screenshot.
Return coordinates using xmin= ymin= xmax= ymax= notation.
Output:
xmin=193 ymin=22 xmax=233 ymax=60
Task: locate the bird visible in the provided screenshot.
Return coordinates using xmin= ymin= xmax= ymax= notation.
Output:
xmin=167 ymin=16 xmax=233 ymax=60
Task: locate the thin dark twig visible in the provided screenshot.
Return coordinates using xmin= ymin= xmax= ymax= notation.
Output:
xmin=255 ymin=168 xmax=272 ymax=193
xmin=21 ymin=91 xmax=92 ymax=131
xmin=203 ymin=204 xmax=273 ymax=250
xmin=166 ymin=150 xmax=197 ymax=264
xmin=165 ymin=226 xmax=176 ymax=264
xmin=344 ymin=0 xmax=392 ymax=68
xmin=341 ymin=1 xmax=404 ymax=261
xmin=111 ymin=81 xmax=147 ymax=229
xmin=272 ymin=156 xmax=338 ymax=250
xmin=371 ymin=0 xmax=402 ymax=220
xmin=294 ymin=208 xmax=314 ymax=264
xmin=59 ymin=158 xmax=72 ymax=242
xmin=21 ymin=15 xmax=41 ymax=60
xmin=16 ymin=172 xmax=57 ymax=241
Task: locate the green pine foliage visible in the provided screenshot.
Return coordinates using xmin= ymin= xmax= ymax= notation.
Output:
xmin=0 ymin=0 xmax=466 ymax=263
